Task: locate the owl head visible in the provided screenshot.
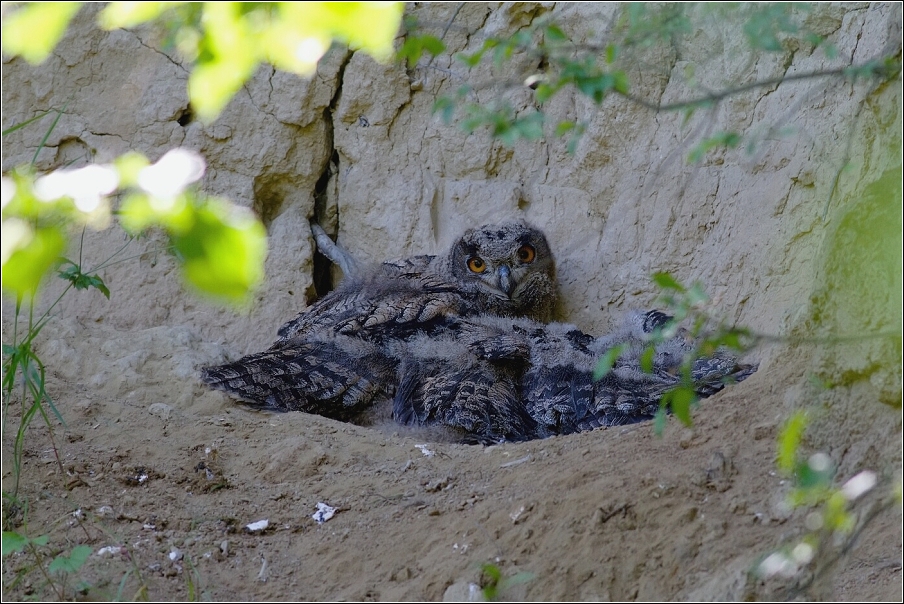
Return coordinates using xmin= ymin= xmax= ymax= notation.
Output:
xmin=444 ymin=221 xmax=558 ymax=322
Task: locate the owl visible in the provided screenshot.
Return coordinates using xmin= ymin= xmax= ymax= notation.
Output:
xmin=200 ymin=221 xmax=559 ymax=420
xmin=393 ymin=310 xmax=757 ymax=442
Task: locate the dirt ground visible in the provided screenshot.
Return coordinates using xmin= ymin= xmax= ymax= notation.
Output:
xmin=1 ymin=317 xmax=901 ymax=602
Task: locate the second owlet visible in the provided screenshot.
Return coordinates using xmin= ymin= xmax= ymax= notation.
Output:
xmin=201 ymin=221 xmax=559 ymax=420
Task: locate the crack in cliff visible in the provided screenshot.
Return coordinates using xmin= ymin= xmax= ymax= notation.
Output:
xmin=310 ymin=49 xmax=353 ymax=300
xmin=130 ymin=31 xmax=189 ymax=74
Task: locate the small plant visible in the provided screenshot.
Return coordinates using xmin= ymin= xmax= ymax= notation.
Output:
xmin=479 ymin=562 xmax=534 ymax=601
xmin=2 ymin=529 xmax=92 ymax=600
xmin=753 ymin=411 xmax=902 ymax=599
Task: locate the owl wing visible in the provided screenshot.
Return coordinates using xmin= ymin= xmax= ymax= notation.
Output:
xmin=273 ymin=265 xmax=464 ymax=346
xmin=201 ymin=334 xmax=396 ymax=420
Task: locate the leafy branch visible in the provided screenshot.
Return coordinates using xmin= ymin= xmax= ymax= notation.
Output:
xmin=401 ymin=3 xmax=900 ymax=158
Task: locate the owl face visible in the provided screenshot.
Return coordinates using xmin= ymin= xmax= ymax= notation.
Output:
xmin=447 ymin=222 xmax=557 ymax=321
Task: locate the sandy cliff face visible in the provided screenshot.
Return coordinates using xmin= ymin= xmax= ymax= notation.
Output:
xmin=2 ymin=3 xmax=900 ymax=600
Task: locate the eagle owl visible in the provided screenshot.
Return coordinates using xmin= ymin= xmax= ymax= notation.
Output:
xmin=394 ymin=310 xmax=757 ymax=442
xmin=200 ymin=221 xmax=558 ymax=420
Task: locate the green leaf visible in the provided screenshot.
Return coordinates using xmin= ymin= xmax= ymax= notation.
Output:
xmin=612 ymin=70 xmax=629 ymax=95
xmin=777 ymin=411 xmax=808 ymax=475
xmin=555 ymin=121 xmax=575 ymax=136
xmin=651 ymin=272 xmax=686 ymax=292
xmin=98 ymin=1 xmax=177 ymax=29
xmin=686 ymin=282 xmax=709 ymax=306
xmin=49 ymin=544 xmax=92 ymax=574
xmin=397 ymin=34 xmax=445 ymax=68
xmin=794 ymin=457 xmax=833 ymax=490
xmin=663 ymin=386 xmax=697 ymax=426
xmin=593 ymin=344 xmax=624 ymax=381
xmin=688 ymin=131 xmax=742 ymax=163
xmin=653 ymin=406 xmax=668 ymax=435
xmin=171 ymin=197 xmax=267 ymax=302
xmin=1 ymin=222 xmax=67 ymax=299
xmin=534 ymin=82 xmax=560 ymax=104
xmin=512 ymin=113 xmax=544 ymax=141
xmin=2 ymin=532 xmax=29 ymax=557
xmin=639 ymin=345 xmax=655 ymax=373
xmin=545 ymin=24 xmax=567 ymax=41
xmin=57 ymin=261 xmax=112 ymax=299
xmin=432 ymin=97 xmax=456 ymax=124
xmin=1 ymin=2 xmax=82 ymax=64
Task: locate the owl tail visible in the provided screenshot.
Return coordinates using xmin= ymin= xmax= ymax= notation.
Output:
xmin=200 ymin=340 xmax=394 ymax=420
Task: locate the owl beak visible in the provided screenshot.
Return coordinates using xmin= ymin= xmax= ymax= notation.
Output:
xmin=497 ymin=265 xmax=515 ymax=297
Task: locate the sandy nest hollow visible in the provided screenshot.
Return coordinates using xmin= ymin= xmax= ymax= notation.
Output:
xmin=1 ymin=316 xmax=901 ymax=601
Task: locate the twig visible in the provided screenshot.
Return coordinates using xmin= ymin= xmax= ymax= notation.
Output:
xmin=424 ymin=2 xmax=465 ymax=70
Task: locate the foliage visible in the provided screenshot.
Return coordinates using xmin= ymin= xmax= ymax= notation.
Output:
xmin=480 ymin=562 xmax=534 ymax=602
xmin=598 ymin=272 xmax=754 ymax=432
xmin=2 ymin=528 xmax=92 ymax=599
xmin=2 ymin=149 xmax=266 ymax=305
xmin=3 ymin=2 xmax=404 ymax=121
xmin=754 ymin=413 xmax=902 ymax=598
xmin=401 ymin=3 xmax=899 ymax=155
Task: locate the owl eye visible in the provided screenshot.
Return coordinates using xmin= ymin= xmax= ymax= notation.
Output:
xmin=517 ymin=245 xmax=536 ymax=264
xmin=467 ymin=256 xmax=487 ymax=273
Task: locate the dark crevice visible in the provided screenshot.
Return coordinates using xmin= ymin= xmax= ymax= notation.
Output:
xmin=176 ymin=105 xmax=194 ymax=127
xmin=311 ymin=149 xmax=340 ymax=300
xmin=309 ymin=50 xmax=352 ymax=301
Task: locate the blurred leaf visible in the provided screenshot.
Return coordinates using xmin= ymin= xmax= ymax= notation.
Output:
xmin=545 ymin=24 xmax=567 ymax=41
xmin=1 ymin=223 xmax=66 ymax=299
xmin=512 ymin=113 xmax=544 ymax=141
xmin=612 ymin=70 xmax=629 ymax=94
xmin=49 ymin=544 xmax=92 ymax=574
xmin=743 ymin=3 xmax=798 ymax=52
xmin=1 ymin=532 xmax=28 ymax=557
xmin=555 ymin=121 xmax=575 ymax=136
xmin=31 ymin=534 xmax=49 ymax=547
xmin=281 ymin=2 xmax=403 ymax=61
xmin=653 ymin=406 xmax=668 ymax=435
xmin=113 ymin=152 xmax=152 ymax=188
xmin=99 ymin=1 xmax=178 ymax=28
xmin=666 ymin=386 xmax=697 ymax=426
xmin=593 ymin=344 xmax=624 ymax=381
xmin=398 ymin=34 xmax=445 ymax=68
xmin=1 ymin=2 xmax=82 ymax=64
xmin=119 ymin=192 xmax=193 ymax=233
xmin=652 ymin=271 xmax=686 ymax=292
xmin=794 ymin=457 xmax=834 ymax=491
xmin=688 ymin=131 xmax=742 ymax=163
xmin=719 ymin=328 xmax=751 ymax=351
xmin=170 ymin=197 xmax=267 ymax=302
xmin=686 ymin=282 xmax=709 ymax=306
xmin=104 ymin=2 xmax=405 ymax=122
xmin=778 ymin=410 xmax=808 ymax=474
xmin=639 ymin=345 xmax=655 ymax=373
xmin=433 ymin=96 xmax=456 ymax=124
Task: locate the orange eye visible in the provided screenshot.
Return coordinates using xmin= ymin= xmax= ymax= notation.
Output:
xmin=467 ymin=256 xmax=486 ymax=273
xmin=517 ymin=245 xmax=536 ymax=263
